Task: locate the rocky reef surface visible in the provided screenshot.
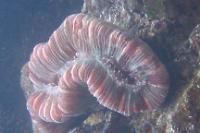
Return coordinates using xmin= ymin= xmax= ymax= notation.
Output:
xmin=20 ymin=0 xmax=200 ymax=132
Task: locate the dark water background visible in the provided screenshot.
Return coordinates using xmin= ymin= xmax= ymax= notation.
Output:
xmin=0 ymin=0 xmax=82 ymax=132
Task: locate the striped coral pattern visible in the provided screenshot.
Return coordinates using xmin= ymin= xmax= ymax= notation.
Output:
xmin=27 ymin=13 xmax=169 ymax=127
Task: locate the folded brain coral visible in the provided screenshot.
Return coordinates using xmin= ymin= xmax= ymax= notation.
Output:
xmin=26 ymin=13 xmax=169 ymax=132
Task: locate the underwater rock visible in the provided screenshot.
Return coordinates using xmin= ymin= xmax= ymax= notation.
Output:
xmin=189 ymin=24 xmax=200 ymax=56
xmin=82 ymin=0 xmax=167 ymax=39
